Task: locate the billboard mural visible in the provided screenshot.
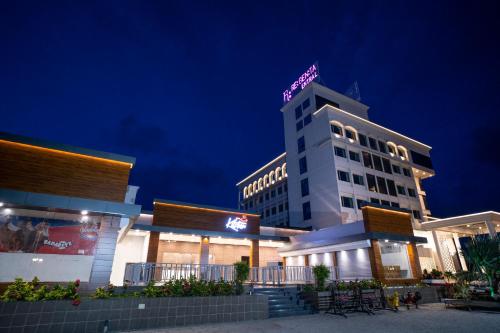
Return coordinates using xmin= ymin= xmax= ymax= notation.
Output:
xmin=0 ymin=214 xmax=100 ymax=255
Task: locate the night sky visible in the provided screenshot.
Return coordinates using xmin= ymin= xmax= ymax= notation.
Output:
xmin=1 ymin=1 xmax=499 ymax=217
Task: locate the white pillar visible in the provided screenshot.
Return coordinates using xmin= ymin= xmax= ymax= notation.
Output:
xmin=485 ymin=221 xmax=496 ymax=238
xmin=431 ymin=230 xmax=445 ymax=271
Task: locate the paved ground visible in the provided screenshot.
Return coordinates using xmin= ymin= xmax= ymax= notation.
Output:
xmin=130 ymin=303 xmax=500 ymax=333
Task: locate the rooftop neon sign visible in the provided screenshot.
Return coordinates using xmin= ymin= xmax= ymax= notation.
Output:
xmin=283 ymin=63 xmax=320 ymax=104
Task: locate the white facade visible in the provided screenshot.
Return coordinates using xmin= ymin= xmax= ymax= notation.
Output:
xmin=238 ymin=82 xmax=435 ymax=231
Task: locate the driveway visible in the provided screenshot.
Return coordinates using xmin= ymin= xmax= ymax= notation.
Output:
xmin=129 ymin=303 xmax=500 ymax=333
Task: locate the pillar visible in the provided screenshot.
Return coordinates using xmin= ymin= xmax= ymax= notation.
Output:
xmin=331 ymin=252 xmax=338 ymax=280
xmin=200 ymin=236 xmax=210 ymax=265
xmin=368 ymin=240 xmax=385 ymax=282
xmin=407 ymin=243 xmax=423 ymax=279
xmin=146 ymin=231 xmax=160 ymax=263
xmin=304 ymin=255 xmax=309 ymax=267
xmin=486 ymin=221 xmax=497 ymax=238
xmin=250 ymin=239 xmax=259 ymax=267
xmin=431 ymin=230 xmax=445 ymax=271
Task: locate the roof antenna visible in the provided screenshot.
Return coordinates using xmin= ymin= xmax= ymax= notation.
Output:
xmin=345 ymin=81 xmax=361 ymax=101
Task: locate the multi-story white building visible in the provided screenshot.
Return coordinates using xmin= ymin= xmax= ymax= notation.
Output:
xmin=238 ymin=82 xmax=434 ymax=231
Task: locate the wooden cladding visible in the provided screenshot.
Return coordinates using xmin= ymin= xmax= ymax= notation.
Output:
xmin=153 ymin=203 xmax=260 ymax=235
xmin=362 ymin=206 xmax=413 ymax=236
xmin=0 ymin=140 xmax=131 ymax=202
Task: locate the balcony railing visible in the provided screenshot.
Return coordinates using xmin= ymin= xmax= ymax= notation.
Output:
xmin=124 ymin=263 xmax=338 ymax=286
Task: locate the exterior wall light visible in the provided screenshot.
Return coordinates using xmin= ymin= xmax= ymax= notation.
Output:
xmin=384 ymin=239 xmax=389 ymax=243
xmin=0 ymin=202 xmax=3 ymax=207
xmin=81 ymin=210 xmax=88 ymax=215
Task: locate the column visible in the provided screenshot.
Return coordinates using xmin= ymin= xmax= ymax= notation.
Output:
xmin=486 ymin=221 xmax=497 ymax=238
xmin=304 ymin=255 xmax=309 ymax=267
xmin=431 ymin=230 xmax=445 ymax=271
xmin=250 ymin=239 xmax=259 ymax=267
xmin=146 ymin=231 xmax=160 ymax=262
xmin=88 ymin=216 xmax=121 ymax=290
xmin=331 ymin=252 xmax=339 ymax=280
xmin=407 ymin=243 xmax=423 ymax=280
xmin=200 ymin=236 xmax=210 ymax=265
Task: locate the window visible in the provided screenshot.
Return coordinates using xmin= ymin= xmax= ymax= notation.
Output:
xmin=297 ymin=136 xmax=305 ymax=153
xmin=359 ymin=134 xmax=368 ymax=147
xmin=397 ymin=185 xmax=406 ymax=195
xmin=378 ymin=141 xmax=387 ymax=154
xmin=386 ymin=179 xmax=397 ymax=197
xmin=408 ymin=188 xmax=417 ymax=197
xmin=295 ymin=105 xmax=302 ymax=119
xmin=341 ymin=196 xmax=354 ymax=208
xmin=403 ymin=168 xmax=411 ymax=177
xmin=388 ymin=144 xmax=396 ymax=155
xmin=271 ymin=207 xmax=276 ymax=215
xmin=259 ymin=195 xmax=263 ymax=203
xmin=412 ymin=210 xmax=421 ymax=219
xmin=249 ymin=201 xmax=253 ymax=208
xmin=398 ymin=147 xmax=407 ymax=159
xmin=302 ymin=98 xmax=310 ymax=110
xmin=357 ymin=199 xmax=366 ymax=209
xmin=285 ymin=202 xmax=288 ymax=210
xmin=301 ymin=178 xmax=309 ymax=197
xmin=265 ymin=192 xmax=270 ymax=200
xmin=302 ymin=202 xmax=311 ymax=220
xmin=315 ymin=95 xmax=339 ymax=109
xmin=366 ymin=174 xmax=377 ymax=192
xmin=278 ymin=204 xmax=284 ymax=213
xmin=382 ymin=158 xmax=392 ymax=174
xmin=304 ymin=114 xmax=312 ymax=126
xmin=370 ymin=198 xmax=380 ymax=204
xmin=299 ymin=156 xmax=308 ymax=174
xmin=277 ymin=186 xmax=283 ymax=195
xmin=331 ymin=124 xmax=343 ymax=136
xmin=381 ymin=200 xmax=391 ymax=206
xmin=362 ymin=151 xmax=373 ymax=168
xmin=284 ymin=184 xmax=288 ymax=192
xmin=376 ymin=176 xmax=388 ymax=194
xmin=372 ymin=155 xmax=383 ymax=172
xmin=271 ymin=190 xmax=276 ymax=198
xmin=337 ymin=170 xmax=350 ymax=182
xmin=353 ymin=174 xmax=365 ymax=186
xmin=369 ymin=137 xmax=378 ymax=150
xmin=296 ymin=120 xmax=303 ymax=131
xmin=345 ymin=129 xmax=356 ymax=140
xmin=349 ymin=151 xmax=360 ymax=162
xmin=265 ymin=209 xmax=270 ymax=217
xmin=392 ymin=165 xmax=401 ymax=174
xmin=391 ymin=202 xmax=400 ymax=208
xmin=334 ymin=146 xmax=347 ymax=158
xmin=410 ymin=150 xmax=434 ymax=169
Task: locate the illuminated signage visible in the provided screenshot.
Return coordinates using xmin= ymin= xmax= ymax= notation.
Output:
xmin=283 ymin=63 xmax=320 ymax=104
xmin=225 ymin=215 xmax=248 ymax=232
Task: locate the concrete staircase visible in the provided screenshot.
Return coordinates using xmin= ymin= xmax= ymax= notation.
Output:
xmin=253 ymin=286 xmax=313 ymax=318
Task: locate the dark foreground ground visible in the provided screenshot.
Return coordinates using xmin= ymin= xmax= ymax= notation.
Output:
xmin=129 ymin=303 xmax=500 ymax=333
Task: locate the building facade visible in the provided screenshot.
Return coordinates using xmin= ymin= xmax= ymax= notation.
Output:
xmin=238 ymin=82 xmax=434 ymax=230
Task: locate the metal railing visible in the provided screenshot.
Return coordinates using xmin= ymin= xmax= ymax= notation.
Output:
xmin=124 ymin=262 xmax=338 ymax=286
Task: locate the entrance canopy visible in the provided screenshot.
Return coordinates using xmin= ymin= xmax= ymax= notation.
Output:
xmin=420 ymin=211 xmax=500 ymax=237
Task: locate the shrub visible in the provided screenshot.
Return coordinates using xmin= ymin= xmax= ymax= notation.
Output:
xmin=1 ymin=277 xmax=80 ymax=304
xmin=92 ymin=284 xmax=115 ymax=299
xmin=312 ymin=265 xmax=330 ymax=291
xmin=234 ymin=261 xmax=250 ymax=295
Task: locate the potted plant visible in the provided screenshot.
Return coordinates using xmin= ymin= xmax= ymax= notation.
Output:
xmin=301 ymin=265 xmax=332 ymax=311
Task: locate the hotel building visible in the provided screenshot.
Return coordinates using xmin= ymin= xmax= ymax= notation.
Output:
xmin=0 ymin=81 xmax=497 ymax=289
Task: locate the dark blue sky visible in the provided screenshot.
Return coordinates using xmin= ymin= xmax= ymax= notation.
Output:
xmin=1 ymin=1 xmax=499 ymax=217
